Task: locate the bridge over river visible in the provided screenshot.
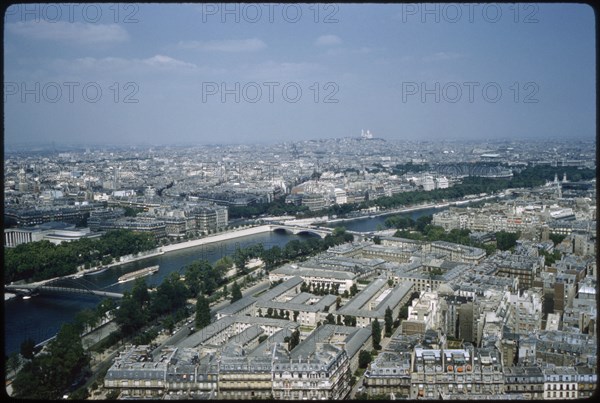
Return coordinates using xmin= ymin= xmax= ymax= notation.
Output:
xmin=6 ymin=277 xmax=123 ymax=299
xmin=269 ymin=224 xmax=333 ymax=238
xmin=269 ymin=223 xmax=366 ymax=239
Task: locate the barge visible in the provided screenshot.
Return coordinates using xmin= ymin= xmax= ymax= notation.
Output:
xmin=118 ymin=265 xmax=159 ymax=283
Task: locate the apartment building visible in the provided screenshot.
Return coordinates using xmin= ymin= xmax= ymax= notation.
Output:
xmin=271 ymin=342 xmax=351 ymax=400
xmin=410 ymin=346 xmax=504 ymax=398
xmin=542 ymin=365 xmax=578 ymax=399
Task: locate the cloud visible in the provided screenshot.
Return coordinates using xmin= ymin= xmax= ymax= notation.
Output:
xmin=50 ymin=54 xmax=200 ymax=75
xmin=142 ymin=55 xmax=197 ymax=69
xmin=177 ymin=38 xmax=266 ymax=52
xmin=6 ymin=20 xmax=129 ymax=45
xmin=422 ymin=52 xmax=462 ymax=62
xmin=315 ymin=34 xmax=342 ymax=46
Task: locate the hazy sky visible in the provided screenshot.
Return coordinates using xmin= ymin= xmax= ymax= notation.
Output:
xmin=3 ymin=3 xmax=596 ymax=146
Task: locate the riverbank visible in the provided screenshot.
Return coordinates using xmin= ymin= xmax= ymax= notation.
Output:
xmin=69 ymin=226 xmax=271 ymax=279
xmin=160 ymin=225 xmax=272 ymax=253
xmin=65 ymin=249 xmax=166 ymax=281
xmin=326 ymin=203 xmax=446 ymax=225
xmin=22 ymin=226 xmax=274 ymax=288
xmin=325 ymin=194 xmax=502 ymax=225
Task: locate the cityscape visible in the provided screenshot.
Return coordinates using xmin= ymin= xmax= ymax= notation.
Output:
xmin=3 ymin=2 xmax=597 ymax=401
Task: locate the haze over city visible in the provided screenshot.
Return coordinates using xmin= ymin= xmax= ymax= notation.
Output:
xmin=3 ymin=3 xmax=598 ymax=400
xmin=3 ymin=2 xmax=595 ymax=147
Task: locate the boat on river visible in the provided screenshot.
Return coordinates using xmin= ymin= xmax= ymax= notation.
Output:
xmin=118 ymin=265 xmax=159 ymax=283
xmin=84 ymin=266 xmax=109 ymax=276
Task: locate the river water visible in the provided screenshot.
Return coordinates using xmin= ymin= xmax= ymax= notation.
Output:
xmin=4 ymin=206 xmax=445 ymax=356
xmin=3 ymin=231 xmax=311 ymax=356
xmin=327 ymin=206 xmax=446 ymax=232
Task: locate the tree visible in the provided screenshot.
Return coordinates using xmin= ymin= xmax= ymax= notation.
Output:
xmin=262 ymin=245 xmax=282 ymax=269
xmin=326 ymin=313 xmax=335 ymax=324
xmin=231 ymin=281 xmax=243 ymax=303
xmin=549 ymin=233 xmax=566 ymax=246
xmin=350 ymin=283 xmax=358 ymax=296
xmin=373 ymin=235 xmax=381 ymax=245
xmin=114 ymin=290 xmax=147 ymax=336
xmin=214 ymin=256 xmax=233 ymax=274
xmin=385 ymin=215 xmax=414 ymax=230
xmin=233 ymin=247 xmax=248 ymax=274
xmin=12 ymin=323 xmax=89 ymax=400
xmin=163 ymin=316 xmax=175 ymax=334
xmin=332 ymin=226 xmax=347 ymax=237
xmin=20 ymin=338 xmax=36 ymax=360
xmin=398 ymin=305 xmax=409 ymax=320
xmin=384 ymin=306 xmax=393 ymax=337
xmin=222 ymin=284 xmax=228 ymax=299
xmin=416 ymin=215 xmax=433 ymax=232
xmin=131 ymin=277 xmax=150 ymax=307
xmin=496 ymin=231 xmax=520 ymax=251
xmin=359 ymin=350 xmax=372 ymax=369
xmin=195 ymin=294 xmax=211 ymax=330
xmin=372 ymin=319 xmax=382 ymax=350
xmin=288 ymin=330 xmax=300 ymax=351
xmin=6 ymin=352 xmax=21 ymax=376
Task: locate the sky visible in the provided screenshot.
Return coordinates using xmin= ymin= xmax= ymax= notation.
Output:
xmin=3 ymin=3 xmax=596 ymax=146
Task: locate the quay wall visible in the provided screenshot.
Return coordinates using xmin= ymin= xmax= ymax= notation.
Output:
xmin=160 ymin=225 xmax=272 ymax=253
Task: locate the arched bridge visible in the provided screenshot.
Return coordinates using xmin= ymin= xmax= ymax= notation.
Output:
xmin=269 ymin=224 xmax=333 ymax=238
xmin=6 ymin=277 xmax=123 ymax=299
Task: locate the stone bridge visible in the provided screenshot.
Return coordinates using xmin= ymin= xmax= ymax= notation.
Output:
xmin=269 ymin=224 xmax=333 ymax=239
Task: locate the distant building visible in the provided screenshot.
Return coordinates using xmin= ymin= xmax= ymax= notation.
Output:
xmin=99 ymin=217 xmax=166 ymax=238
xmin=4 ymin=222 xmax=101 ymax=247
xmin=336 ymin=279 xmax=413 ymax=328
xmin=402 ymin=291 xmax=441 ymax=336
xmin=269 ymin=264 xmax=356 ymax=294
xmin=302 ymin=193 xmax=327 ymax=211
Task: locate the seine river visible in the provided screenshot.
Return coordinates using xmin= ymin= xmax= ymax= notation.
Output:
xmin=3 ymin=206 xmax=444 ymax=356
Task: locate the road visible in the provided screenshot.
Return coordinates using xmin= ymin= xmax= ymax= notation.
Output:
xmin=348 ymin=329 xmax=395 ymax=399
